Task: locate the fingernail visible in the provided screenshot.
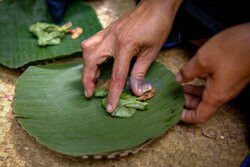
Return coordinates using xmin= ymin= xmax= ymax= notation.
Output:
xmin=143 ymin=83 xmax=152 ymax=93
xmin=176 ymin=72 xmax=182 ymax=82
xmin=137 ymin=88 xmax=143 ymax=95
xmin=84 ymin=89 xmax=88 ymax=97
xmin=107 ymin=104 xmax=113 ymax=113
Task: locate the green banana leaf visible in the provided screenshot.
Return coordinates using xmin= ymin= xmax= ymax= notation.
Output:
xmin=13 ymin=60 xmax=185 ymax=156
xmin=0 ymin=0 xmax=102 ymax=68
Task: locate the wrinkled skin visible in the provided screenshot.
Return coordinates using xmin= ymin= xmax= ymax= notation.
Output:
xmin=177 ymin=23 xmax=250 ymax=123
xmin=81 ymin=0 xmax=250 ymax=123
xmin=81 ymin=0 xmax=182 ymax=113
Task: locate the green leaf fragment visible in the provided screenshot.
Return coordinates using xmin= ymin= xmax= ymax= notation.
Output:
xmin=111 ymin=106 xmax=136 ymax=118
xmin=96 ymin=90 xmax=148 ymax=118
xmin=29 ymin=22 xmax=69 ymax=46
xmin=94 ymin=88 xmax=109 ymax=97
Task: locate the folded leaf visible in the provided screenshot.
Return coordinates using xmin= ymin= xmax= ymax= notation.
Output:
xmin=100 ymin=92 xmax=148 ymax=118
xmin=29 ymin=22 xmax=67 ymax=46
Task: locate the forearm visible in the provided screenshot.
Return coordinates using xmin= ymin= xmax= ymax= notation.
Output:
xmin=138 ymin=0 xmax=183 ymax=21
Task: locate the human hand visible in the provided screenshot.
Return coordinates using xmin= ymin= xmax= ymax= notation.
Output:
xmin=81 ymin=0 xmax=183 ymax=113
xmin=177 ymin=23 xmax=250 ymax=123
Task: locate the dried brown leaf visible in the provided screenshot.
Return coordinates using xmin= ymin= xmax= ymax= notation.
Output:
xmin=71 ymin=27 xmax=83 ymax=39
xmin=60 ymin=21 xmax=72 ymax=30
xmin=66 ymin=27 xmax=83 ymax=39
xmin=137 ymin=88 xmax=156 ymax=100
xmin=66 ymin=29 xmax=74 ymax=34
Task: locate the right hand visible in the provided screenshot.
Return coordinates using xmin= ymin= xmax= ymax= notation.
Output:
xmin=178 ymin=23 xmax=250 ymax=123
xmin=81 ymin=0 xmax=183 ymax=113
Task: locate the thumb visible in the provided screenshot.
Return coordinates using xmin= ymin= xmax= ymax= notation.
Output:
xmin=176 ymin=51 xmax=209 ymax=83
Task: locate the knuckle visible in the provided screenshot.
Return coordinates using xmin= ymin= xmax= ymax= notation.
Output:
xmin=118 ymin=36 xmax=136 ymax=49
xmin=110 ymin=23 xmax=122 ymax=37
xmin=112 ymin=68 xmax=121 ymax=79
xmin=131 ymin=71 xmax=145 ymax=79
xmin=115 ymin=31 xmax=136 ymax=47
xmin=81 ymin=40 xmax=89 ymax=50
xmin=81 ymin=35 xmax=103 ymax=50
xmin=118 ymin=38 xmax=131 ymax=47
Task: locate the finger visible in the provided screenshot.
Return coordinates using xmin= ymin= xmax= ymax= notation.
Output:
xmin=130 ymin=49 xmax=157 ymax=96
xmin=82 ymin=53 xmax=110 ymax=98
xmin=81 ymin=30 xmax=103 ymax=50
xmin=106 ymin=47 xmax=136 ymax=113
xmin=181 ymin=81 xmax=222 ymax=123
xmin=176 ymin=52 xmax=209 ymax=83
xmin=184 ymin=94 xmax=201 ymax=109
xmin=181 ymin=108 xmax=196 ymax=123
xmin=181 ymin=99 xmax=218 ymax=123
xmin=82 ymin=59 xmax=98 ymax=98
xmin=183 ymin=84 xmax=204 ymax=97
xmin=82 ymin=35 xmax=114 ymax=98
xmin=81 ymin=32 xmax=105 ymax=98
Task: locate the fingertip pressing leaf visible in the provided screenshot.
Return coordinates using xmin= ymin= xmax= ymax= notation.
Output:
xmin=99 ymin=92 xmax=148 ymax=118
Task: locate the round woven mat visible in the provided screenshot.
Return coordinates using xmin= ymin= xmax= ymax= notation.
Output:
xmin=0 ymin=0 xmax=249 ymax=166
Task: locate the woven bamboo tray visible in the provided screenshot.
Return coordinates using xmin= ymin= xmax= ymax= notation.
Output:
xmin=0 ymin=0 xmax=249 ymax=166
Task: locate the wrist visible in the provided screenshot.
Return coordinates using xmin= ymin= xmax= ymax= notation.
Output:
xmin=138 ymin=0 xmax=183 ymax=21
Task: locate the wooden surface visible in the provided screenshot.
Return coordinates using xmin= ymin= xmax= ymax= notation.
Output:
xmin=0 ymin=0 xmax=249 ymax=166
